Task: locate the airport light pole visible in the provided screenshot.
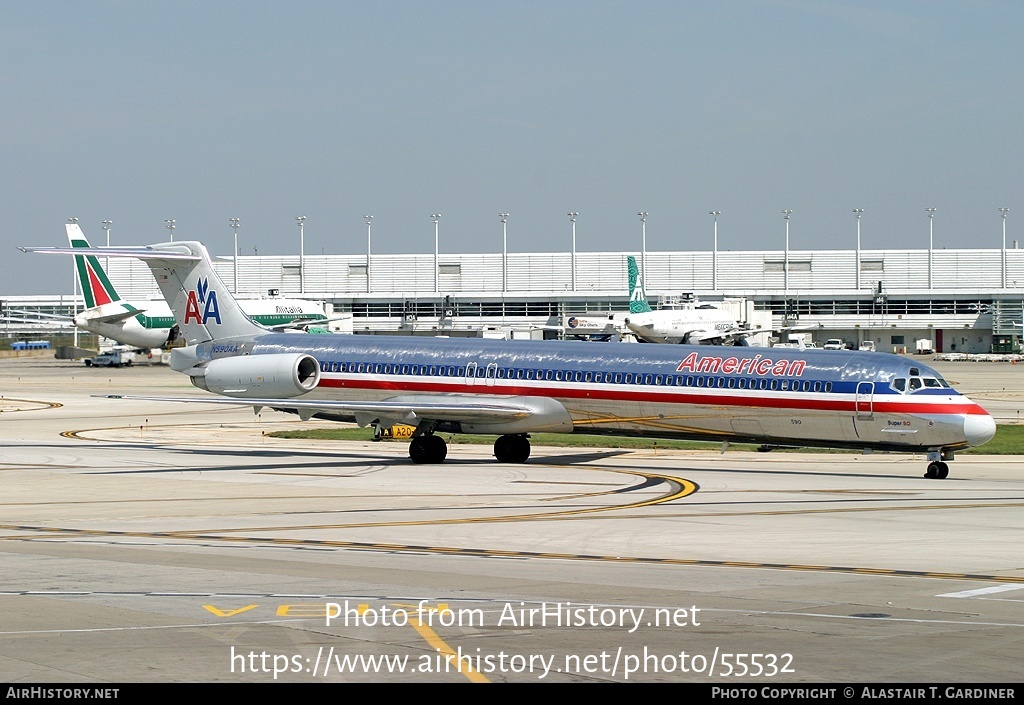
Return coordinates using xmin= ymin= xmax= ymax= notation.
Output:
xmin=68 ymin=218 xmax=79 ymax=348
xmin=637 ymin=212 xmax=648 ymax=284
xmin=1000 ymin=208 xmax=1009 ymax=288
xmin=852 ymin=209 xmax=864 ymax=290
xmin=567 ymin=212 xmax=578 ymax=291
xmin=431 ymin=214 xmax=441 ymax=293
xmin=101 ymin=219 xmax=113 ymax=276
xmin=499 ymin=213 xmax=509 ymax=293
xmin=782 ymin=210 xmax=792 ymax=293
xmin=164 ymin=219 xmax=175 ymax=242
xmin=296 ymin=216 xmax=306 ymax=294
xmin=926 ymin=208 xmax=936 ymax=289
xmin=709 ymin=211 xmax=721 ymax=290
xmin=229 ymin=218 xmax=240 ymax=293
xmin=364 ymin=215 xmax=373 ymax=293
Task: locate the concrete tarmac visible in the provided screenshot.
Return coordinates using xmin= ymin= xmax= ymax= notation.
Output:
xmin=1 ymin=354 xmax=1023 ymax=683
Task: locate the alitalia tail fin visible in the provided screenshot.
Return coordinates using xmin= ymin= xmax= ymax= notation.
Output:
xmin=68 ymin=224 xmax=122 ymax=309
xmin=627 ymin=255 xmax=653 ymax=314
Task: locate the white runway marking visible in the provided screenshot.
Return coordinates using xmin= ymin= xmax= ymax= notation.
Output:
xmin=938 ymin=584 xmax=1024 ymax=598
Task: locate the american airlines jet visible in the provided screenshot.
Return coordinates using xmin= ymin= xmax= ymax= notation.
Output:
xmin=25 ymin=239 xmax=996 ymax=479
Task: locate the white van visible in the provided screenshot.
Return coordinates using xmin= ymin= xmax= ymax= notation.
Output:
xmin=858 ymin=341 xmax=877 ymax=352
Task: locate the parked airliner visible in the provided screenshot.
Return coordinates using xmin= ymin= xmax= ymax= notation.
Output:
xmin=65 ymin=224 xmax=334 ymax=349
xmin=622 ymin=256 xmax=748 ymax=344
xmin=24 ymin=239 xmax=996 ymax=479
xmin=561 ymin=255 xmax=756 ymax=344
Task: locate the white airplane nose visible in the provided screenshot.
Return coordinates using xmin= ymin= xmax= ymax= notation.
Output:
xmin=964 ymin=413 xmax=996 ymax=447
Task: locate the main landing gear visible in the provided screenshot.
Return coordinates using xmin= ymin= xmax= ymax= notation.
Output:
xmin=409 ymin=434 xmax=448 ymax=464
xmin=406 ymin=433 xmax=532 ymax=464
xmin=493 ymin=434 xmax=531 ymax=463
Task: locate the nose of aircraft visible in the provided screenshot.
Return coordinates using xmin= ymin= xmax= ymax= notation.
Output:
xmin=964 ymin=411 xmax=997 ymax=447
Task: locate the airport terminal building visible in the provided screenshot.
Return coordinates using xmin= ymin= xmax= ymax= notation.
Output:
xmin=5 ymin=245 xmax=1023 ymax=354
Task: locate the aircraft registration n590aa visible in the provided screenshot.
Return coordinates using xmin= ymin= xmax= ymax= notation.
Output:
xmin=24 ymin=239 xmax=996 ymax=479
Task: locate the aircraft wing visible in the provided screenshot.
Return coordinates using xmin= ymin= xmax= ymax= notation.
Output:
xmin=692 ymin=327 xmax=764 ymax=344
xmin=95 ymin=393 xmax=534 ymax=426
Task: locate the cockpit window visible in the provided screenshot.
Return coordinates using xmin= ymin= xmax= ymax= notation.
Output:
xmin=909 ymin=377 xmax=923 ymax=391
xmin=923 ymin=378 xmax=941 ymax=388
xmin=892 ymin=378 xmax=906 ymax=392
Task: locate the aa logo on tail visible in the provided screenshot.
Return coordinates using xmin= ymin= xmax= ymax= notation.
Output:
xmin=184 ymin=277 xmax=222 ymax=325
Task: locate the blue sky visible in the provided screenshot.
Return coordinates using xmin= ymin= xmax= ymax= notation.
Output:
xmin=2 ymin=0 xmax=1021 ymax=294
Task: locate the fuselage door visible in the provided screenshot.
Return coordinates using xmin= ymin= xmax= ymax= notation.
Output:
xmin=855 ymin=381 xmax=874 ymax=419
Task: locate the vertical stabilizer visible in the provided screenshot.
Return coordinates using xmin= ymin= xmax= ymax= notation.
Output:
xmin=627 ymin=256 xmax=653 ymax=314
xmin=138 ymin=242 xmax=267 ymax=344
xmin=68 ymin=224 xmax=121 ymax=308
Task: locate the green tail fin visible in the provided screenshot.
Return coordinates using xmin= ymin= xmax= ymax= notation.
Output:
xmin=627 ymin=256 xmax=652 ymax=314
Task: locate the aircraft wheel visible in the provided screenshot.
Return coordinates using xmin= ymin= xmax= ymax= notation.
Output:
xmin=410 ymin=435 xmax=448 ymax=464
xmin=428 ymin=434 xmax=448 ymax=463
xmin=409 ymin=436 xmax=432 ymax=464
xmin=925 ymin=461 xmax=949 ymax=479
xmin=494 ymin=434 xmax=530 ymax=463
xmin=936 ymin=462 xmax=949 ymax=479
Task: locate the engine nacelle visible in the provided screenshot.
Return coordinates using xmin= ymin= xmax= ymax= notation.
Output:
xmin=192 ymin=353 xmax=320 ymax=398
